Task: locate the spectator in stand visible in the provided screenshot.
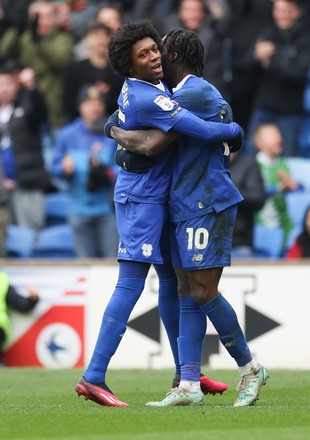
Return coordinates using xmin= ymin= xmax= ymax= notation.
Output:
xmin=0 ymin=61 xmax=52 ymax=232
xmin=159 ymin=0 xmax=235 ymax=101
xmin=254 ymin=123 xmax=301 ymax=250
xmin=229 ymin=0 xmax=273 ymax=131
xmin=0 ymin=271 xmax=39 ymax=366
xmin=244 ymin=0 xmax=310 ymax=157
xmin=0 ymin=0 xmax=74 ymax=133
xmin=51 ymin=84 xmax=118 ymax=258
xmin=0 ymin=160 xmax=8 ymax=257
xmin=64 ymin=22 xmax=123 ymax=120
xmin=95 ymin=3 xmax=124 ymax=33
xmin=72 ymin=3 xmax=124 ymax=61
xmin=52 ymin=1 xmax=115 ymax=42
xmin=130 ymin=0 xmax=177 ymax=24
xmin=230 ymin=151 xmax=267 ymax=258
xmin=0 ymin=0 xmax=33 ymax=38
xmin=287 ymin=205 xmax=310 ymax=258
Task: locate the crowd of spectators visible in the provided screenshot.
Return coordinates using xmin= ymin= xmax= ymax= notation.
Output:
xmin=0 ymin=0 xmax=309 ymax=259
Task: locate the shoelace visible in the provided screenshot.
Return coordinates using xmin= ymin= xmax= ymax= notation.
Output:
xmin=237 ymin=371 xmax=259 ymax=392
xmin=166 ymin=387 xmax=180 ymax=397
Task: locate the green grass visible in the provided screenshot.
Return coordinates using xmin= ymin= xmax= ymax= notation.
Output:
xmin=1 ymin=369 xmax=309 ymax=440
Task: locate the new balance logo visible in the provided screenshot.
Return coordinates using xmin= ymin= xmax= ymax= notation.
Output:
xmin=118 ymin=245 xmax=127 ymax=254
xmin=192 ymin=254 xmax=204 ymax=262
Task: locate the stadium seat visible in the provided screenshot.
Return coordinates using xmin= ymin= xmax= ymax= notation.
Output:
xmin=32 ymin=224 xmax=76 ymax=258
xmin=285 ymin=225 xmax=302 ymax=251
xmin=5 ymin=225 xmax=37 ymax=258
xmin=286 ymin=158 xmax=310 ymax=190
xmin=253 ymin=224 xmax=284 ymax=258
xmin=285 ymin=191 xmax=310 ymax=229
xmin=45 ymin=192 xmax=70 ymax=227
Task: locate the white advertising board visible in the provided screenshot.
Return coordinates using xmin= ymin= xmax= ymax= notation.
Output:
xmin=3 ymin=261 xmax=310 ymax=369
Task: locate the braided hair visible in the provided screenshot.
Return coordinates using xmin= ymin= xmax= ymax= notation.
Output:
xmin=162 ymin=29 xmax=204 ymax=77
xmin=108 ymin=19 xmax=162 ymax=77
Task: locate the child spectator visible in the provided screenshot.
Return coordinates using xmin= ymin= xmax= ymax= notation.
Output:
xmin=51 ymin=84 xmax=118 ymax=258
xmin=254 ymin=123 xmax=301 ymax=248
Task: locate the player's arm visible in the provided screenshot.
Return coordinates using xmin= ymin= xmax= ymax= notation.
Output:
xmin=105 ymin=106 xmax=242 ymax=156
xmin=172 ymin=111 xmax=241 ymax=142
xmin=110 ymin=126 xmax=178 ymax=156
xmin=109 ymin=117 xmax=242 ymax=157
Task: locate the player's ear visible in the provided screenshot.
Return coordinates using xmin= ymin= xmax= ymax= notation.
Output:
xmin=169 ymin=52 xmax=178 ymax=62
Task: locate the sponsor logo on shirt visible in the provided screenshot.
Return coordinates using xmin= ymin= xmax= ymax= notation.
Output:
xmin=153 ymin=95 xmax=177 ymax=111
xmin=142 ymin=243 xmax=153 ymax=257
xmin=170 ymin=106 xmax=182 ymax=117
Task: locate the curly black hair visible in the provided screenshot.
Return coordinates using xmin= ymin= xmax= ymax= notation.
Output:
xmin=163 ymin=29 xmax=204 ymax=77
xmin=108 ymin=19 xmax=162 ymax=77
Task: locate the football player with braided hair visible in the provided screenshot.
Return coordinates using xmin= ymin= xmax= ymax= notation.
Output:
xmin=106 ymin=27 xmax=269 ymax=408
xmin=75 ymin=19 xmax=243 ymax=407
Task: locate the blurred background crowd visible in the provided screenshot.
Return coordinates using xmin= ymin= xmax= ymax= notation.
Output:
xmin=0 ymin=0 xmax=310 ymax=261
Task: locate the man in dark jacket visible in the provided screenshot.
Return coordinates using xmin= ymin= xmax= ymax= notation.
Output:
xmin=0 ymin=61 xmax=51 ymax=232
xmin=230 ymin=151 xmax=267 ymax=257
xmin=244 ymin=0 xmax=310 ymax=157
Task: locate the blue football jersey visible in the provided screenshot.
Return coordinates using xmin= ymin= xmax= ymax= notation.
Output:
xmin=114 ymin=79 xmax=181 ymax=205
xmin=169 ymin=75 xmax=244 ymax=222
xmin=113 ymin=77 xmax=241 ymax=205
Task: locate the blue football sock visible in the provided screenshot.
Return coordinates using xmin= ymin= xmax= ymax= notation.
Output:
xmin=155 ymin=263 xmax=180 ymax=374
xmin=158 ymin=280 xmax=180 ymax=374
xmin=201 ymin=293 xmax=252 ymax=366
xmin=178 ymin=296 xmax=206 ymax=382
xmin=84 ymin=262 xmax=149 ymax=384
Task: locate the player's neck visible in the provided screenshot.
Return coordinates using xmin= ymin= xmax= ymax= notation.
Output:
xmin=171 ymin=68 xmax=193 ymax=88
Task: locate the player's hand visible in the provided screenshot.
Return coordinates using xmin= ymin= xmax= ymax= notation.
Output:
xmin=115 ymin=148 xmax=154 ymax=173
xmin=220 ymin=104 xmax=233 ymax=123
xmin=227 ymin=125 xmax=244 ymax=153
xmin=62 ymin=154 xmax=74 ymax=174
xmin=19 ymin=68 xmax=36 ymax=90
xmin=104 ymin=110 xmax=119 ymax=138
xmin=27 ymin=286 xmax=40 ymax=303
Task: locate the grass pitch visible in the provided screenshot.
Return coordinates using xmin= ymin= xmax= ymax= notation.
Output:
xmin=1 ymin=368 xmax=309 ymax=440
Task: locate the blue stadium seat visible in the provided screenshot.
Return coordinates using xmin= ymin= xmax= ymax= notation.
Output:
xmin=286 ymin=158 xmax=310 ymax=190
xmin=45 ymin=192 xmax=70 ymax=227
xmin=32 ymin=224 xmax=76 ymax=258
xmin=253 ymin=224 xmax=284 ymax=258
xmin=285 ymin=225 xmax=302 ymax=250
xmin=5 ymin=225 xmax=37 ymax=258
xmin=285 ymin=191 xmax=310 ymax=229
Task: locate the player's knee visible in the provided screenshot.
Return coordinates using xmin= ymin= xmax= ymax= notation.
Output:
xmin=191 ymin=285 xmax=217 ymax=306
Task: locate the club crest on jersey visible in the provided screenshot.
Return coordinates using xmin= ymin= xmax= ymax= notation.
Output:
xmin=154 ymin=95 xmax=176 ymax=111
xmin=142 ymin=243 xmax=153 ymax=257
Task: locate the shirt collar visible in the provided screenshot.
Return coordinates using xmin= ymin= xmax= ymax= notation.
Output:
xmin=172 ymin=75 xmax=194 ymax=93
xmin=128 ymin=78 xmax=166 ymax=91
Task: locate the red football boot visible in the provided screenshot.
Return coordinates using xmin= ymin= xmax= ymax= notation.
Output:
xmin=75 ymin=377 xmax=129 ymax=407
xmin=199 ymin=374 xmax=228 ymax=395
xmin=172 ymin=373 xmax=228 ymax=395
